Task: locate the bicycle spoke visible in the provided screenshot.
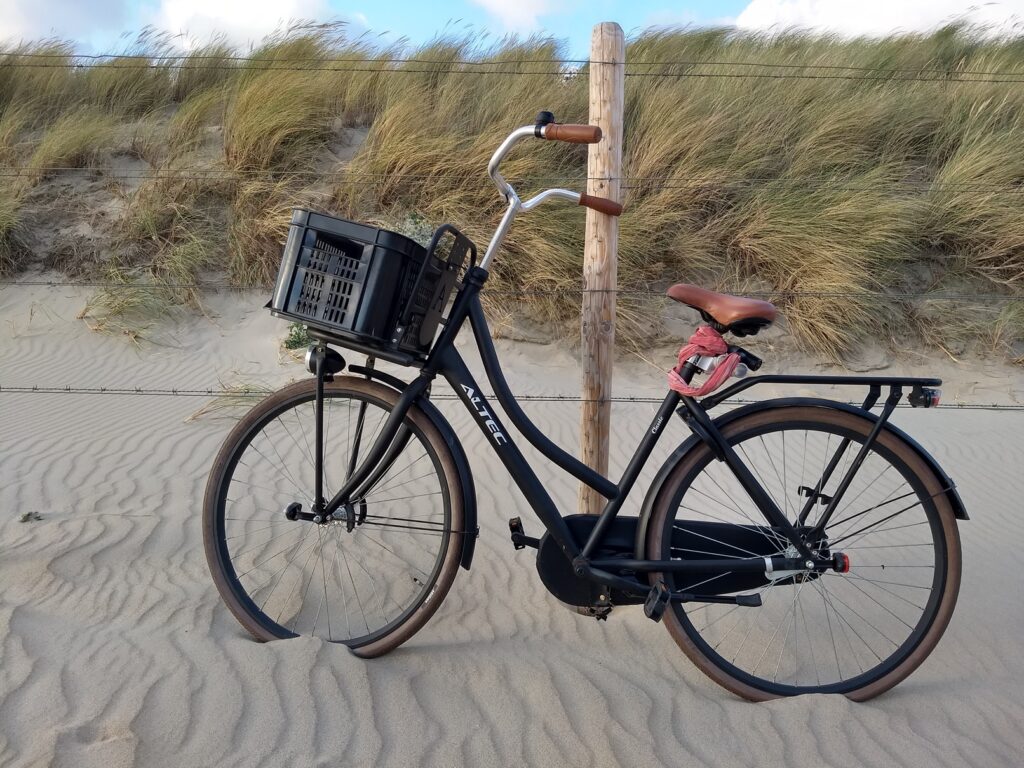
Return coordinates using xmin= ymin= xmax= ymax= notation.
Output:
xmin=684 ymin=480 xmax=788 ymax=551
xmin=664 ymin=413 xmax=954 ymax=695
xmin=255 ymin=529 xmax=317 ymax=611
xmin=843 ymin=573 xmax=927 ymax=610
xmin=751 ymin=583 xmax=800 ymax=676
xmin=232 ymin=525 xmax=307 ymax=560
xmin=826 ymin=463 xmax=896 ymax=530
xmin=273 ymin=531 xmax=323 ymax=625
xmin=362 ymin=491 xmax=443 ymax=506
xmin=798 ymin=586 xmax=820 ymax=686
xmin=340 ymin=544 xmax=370 ymax=634
xmin=347 ymin=548 xmax=390 ymax=625
xmin=820 ymin=580 xmax=898 ymax=652
xmin=840 ymin=574 xmax=917 ymax=631
xmin=738 ymin=443 xmax=787 ymax=526
xmin=332 ymin=527 xmax=351 ymax=640
xmin=362 ymin=465 xmax=436 ymax=500
xmin=813 ymin=578 xmax=863 ymax=675
xmin=832 ymin=519 xmax=930 ymax=550
xmin=311 ymin=527 xmax=328 ymax=636
xmin=359 ymin=531 xmax=432 ymax=580
xmin=759 ymin=434 xmax=790 ymax=522
xmin=828 ymin=485 xmax=918 ymax=536
xmin=290 ymin=532 xmax=327 ymax=632
xmin=246 ymin=440 xmax=306 ymax=500
xmin=237 ymin=527 xmax=310 ymax=578
xmin=672 ymin=523 xmax=764 ymax=558
xmin=773 ymin=579 xmax=806 ymax=682
xmin=357 ymin=520 xmax=448 ymax=535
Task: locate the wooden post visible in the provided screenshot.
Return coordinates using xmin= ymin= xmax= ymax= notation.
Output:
xmin=579 ymin=22 xmax=624 ymax=515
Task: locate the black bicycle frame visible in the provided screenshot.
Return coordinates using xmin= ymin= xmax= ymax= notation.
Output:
xmin=319 ymin=265 xmax=943 ymax=597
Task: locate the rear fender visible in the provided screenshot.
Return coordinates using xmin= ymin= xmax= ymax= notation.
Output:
xmin=635 ymin=397 xmax=968 ymax=559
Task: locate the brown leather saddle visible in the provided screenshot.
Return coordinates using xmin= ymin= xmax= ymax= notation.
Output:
xmin=667 ymin=284 xmax=777 ymax=337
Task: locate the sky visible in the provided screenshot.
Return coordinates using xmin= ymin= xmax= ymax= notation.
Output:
xmin=3 ymin=1 xmax=1024 ymax=55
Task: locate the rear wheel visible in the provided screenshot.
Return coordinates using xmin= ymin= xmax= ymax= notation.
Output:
xmin=203 ymin=376 xmax=465 ymax=657
xmin=646 ymin=404 xmax=961 ymax=700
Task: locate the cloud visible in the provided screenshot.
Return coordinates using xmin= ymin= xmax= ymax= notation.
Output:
xmin=469 ymin=0 xmax=550 ymax=32
xmin=0 ymin=0 xmax=129 ymax=44
xmin=643 ymin=9 xmax=738 ymax=29
xmin=150 ymin=0 xmax=336 ymax=48
xmin=736 ymin=0 xmax=1024 ymax=37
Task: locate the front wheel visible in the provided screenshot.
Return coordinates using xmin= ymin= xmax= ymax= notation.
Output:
xmin=203 ymin=376 xmax=465 ymax=657
xmin=646 ymin=404 xmax=961 ymax=700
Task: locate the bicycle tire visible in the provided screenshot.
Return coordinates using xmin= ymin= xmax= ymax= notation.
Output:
xmin=646 ymin=403 xmax=961 ymax=700
xmin=203 ymin=376 xmax=465 ymax=657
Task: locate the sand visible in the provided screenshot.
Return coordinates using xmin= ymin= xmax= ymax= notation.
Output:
xmin=1 ymin=279 xmax=1023 ymax=767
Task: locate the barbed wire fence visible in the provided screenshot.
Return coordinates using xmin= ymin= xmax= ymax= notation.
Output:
xmin=6 ymin=51 xmax=1024 ymax=83
xmin=0 ymin=384 xmax=1021 ymax=411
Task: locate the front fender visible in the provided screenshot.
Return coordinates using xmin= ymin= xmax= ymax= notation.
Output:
xmin=634 ymin=397 xmax=968 ymax=559
xmin=348 ymin=365 xmax=479 ymax=570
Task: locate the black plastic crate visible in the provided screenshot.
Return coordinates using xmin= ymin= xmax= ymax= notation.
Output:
xmin=268 ymin=209 xmax=475 ymax=364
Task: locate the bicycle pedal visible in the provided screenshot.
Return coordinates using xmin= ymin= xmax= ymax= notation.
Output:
xmin=644 ymin=581 xmax=671 ymax=622
xmin=508 ymin=517 xmax=539 ymax=550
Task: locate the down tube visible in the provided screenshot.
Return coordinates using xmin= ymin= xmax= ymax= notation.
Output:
xmin=438 ymin=345 xmax=580 ymax=560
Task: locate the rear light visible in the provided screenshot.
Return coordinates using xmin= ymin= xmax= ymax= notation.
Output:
xmin=909 ymin=387 xmax=941 ymax=408
xmin=833 ymin=553 xmax=851 ymax=573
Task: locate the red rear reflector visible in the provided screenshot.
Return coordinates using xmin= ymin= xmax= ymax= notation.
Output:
xmin=930 ymin=389 xmax=941 ymax=407
xmin=835 ymin=553 xmax=851 ymax=573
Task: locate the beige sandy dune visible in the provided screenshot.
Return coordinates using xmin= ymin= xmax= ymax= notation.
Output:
xmin=1 ymin=281 xmax=1023 ymax=767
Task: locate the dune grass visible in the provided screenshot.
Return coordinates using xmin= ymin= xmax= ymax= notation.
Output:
xmin=26 ymin=107 xmax=118 ymax=179
xmin=0 ymin=188 xmax=26 ymax=274
xmin=3 ymin=23 xmax=1024 ymax=356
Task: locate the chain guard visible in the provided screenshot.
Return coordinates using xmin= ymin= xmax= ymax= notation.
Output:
xmin=535 ymin=515 xmax=789 ymax=607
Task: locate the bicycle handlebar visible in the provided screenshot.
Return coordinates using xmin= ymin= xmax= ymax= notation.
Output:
xmin=540 ymin=123 xmax=602 ymax=143
xmin=479 ymin=114 xmax=623 ymax=269
xmin=578 ymin=192 xmax=623 ymax=217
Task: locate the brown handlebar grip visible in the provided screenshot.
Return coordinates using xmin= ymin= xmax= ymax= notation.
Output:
xmin=543 ymin=123 xmax=602 ymax=143
xmin=579 ymin=193 xmax=623 ymax=217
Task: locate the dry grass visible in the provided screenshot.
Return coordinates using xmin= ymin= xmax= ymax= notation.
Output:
xmin=0 ymin=105 xmax=30 ymax=163
xmin=26 ymin=107 xmax=118 ymax=179
xmin=0 ymin=188 xmax=26 ymax=274
xmin=76 ymin=264 xmax=170 ymax=344
xmin=186 ymin=382 xmax=273 ymax=422
xmin=173 ymin=40 xmax=237 ymax=101
xmin=0 ymin=42 xmax=75 ymax=123
xmin=168 ymin=88 xmax=223 ymax=155
xmin=3 ymin=23 xmax=1024 ymax=356
xmin=229 ymin=177 xmax=317 ymax=285
xmin=223 ymin=71 xmax=332 ymax=170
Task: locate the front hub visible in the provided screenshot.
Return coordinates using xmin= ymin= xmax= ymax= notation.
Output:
xmin=282 ymin=501 xmax=358 ymax=530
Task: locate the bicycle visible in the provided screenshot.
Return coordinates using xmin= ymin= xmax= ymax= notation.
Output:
xmin=203 ymin=112 xmax=967 ymax=700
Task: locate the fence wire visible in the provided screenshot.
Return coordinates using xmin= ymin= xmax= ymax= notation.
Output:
xmin=4 ymin=53 xmax=1024 ymax=84
xmin=2 ymin=279 xmax=1022 ymax=304
xmin=0 ymin=384 xmax=1021 ymax=411
xmin=3 ymin=167 xmax=1024 ymax=195
xmin=7 ymin=49 xmax=1024 ymax=80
